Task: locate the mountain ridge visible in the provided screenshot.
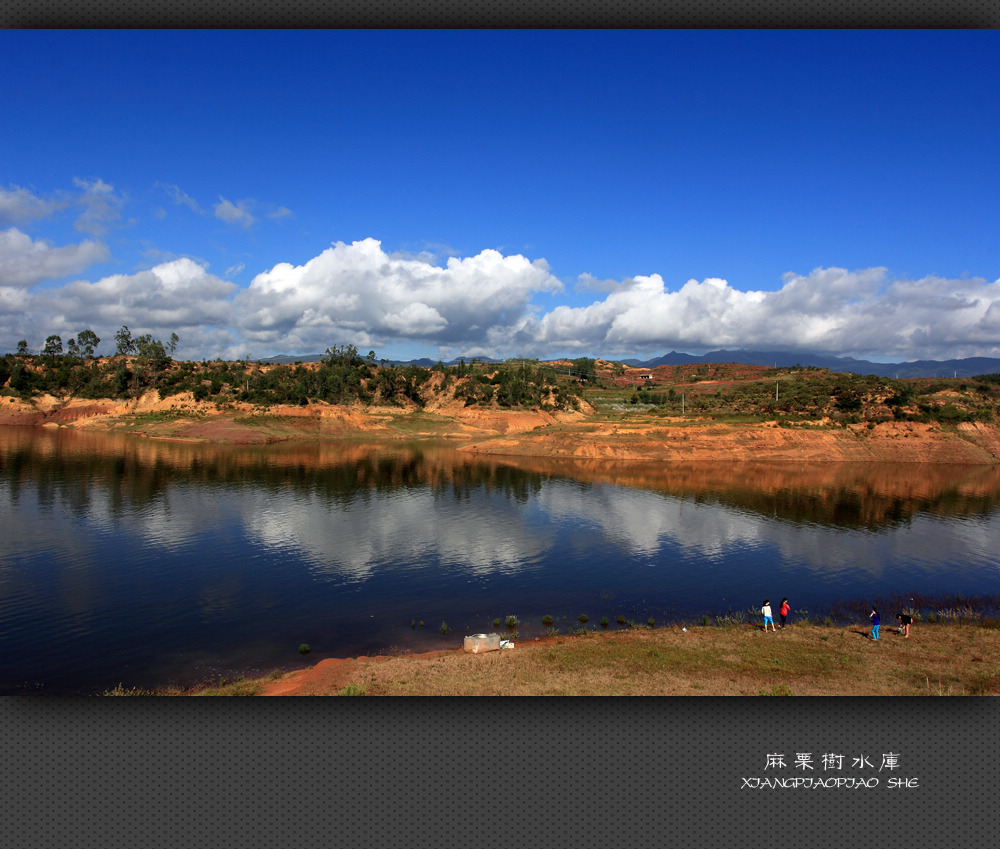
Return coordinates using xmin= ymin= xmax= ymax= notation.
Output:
xmin=258 ymin=350 xmax=1000 ymax=378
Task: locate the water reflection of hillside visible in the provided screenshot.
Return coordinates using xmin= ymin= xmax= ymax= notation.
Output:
xmin=2 ymin=426 xmax=1000 ymax=530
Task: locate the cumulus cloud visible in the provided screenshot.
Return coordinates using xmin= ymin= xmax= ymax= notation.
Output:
xmin=0 ymin=257 xmax=240 ymax=358
xmin=54 ymin=257 xmax=238 ymax=331
xmin=0 ymin=227 xmax=110 ymax=287
xmin=519 ymin=267 xmax=1000 ymax=361
xmin=235 ymin=238 xmax=563 ymax=353
xmin=214 ymin=196 xmax=256 ymax=229
xmin=4 ymin=223 xmax=1000 ymax=363
xmin=0 ymin=185 xmax=59 ymax=225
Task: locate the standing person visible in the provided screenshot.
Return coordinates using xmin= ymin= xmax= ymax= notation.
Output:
xmin=896 ymin=612 xmax=912 ymax=638
xmin=870 ymin=606 xmax=880 ymax=640
xmin=779 ymin=598 xmax=790 ymax=628
xmin=762 ymin=600 xmax=776 ymax=633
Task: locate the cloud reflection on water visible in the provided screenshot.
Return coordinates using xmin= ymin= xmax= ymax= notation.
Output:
xmin=2 ymin=428 xmax=1000 ymax=594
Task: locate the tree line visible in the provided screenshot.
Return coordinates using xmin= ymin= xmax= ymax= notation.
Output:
xmin=0 ymin=338 xmax=583 ymax=412
xmin=12 ymin=326 xmax=180 ymax=360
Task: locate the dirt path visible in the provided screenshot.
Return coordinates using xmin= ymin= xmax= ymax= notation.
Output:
xmin=260 ymin=650 xmax=463 ymax=696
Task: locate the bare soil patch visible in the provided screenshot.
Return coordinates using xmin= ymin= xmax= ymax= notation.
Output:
xmin=6 ymin=389 xmax=1000 ymax=464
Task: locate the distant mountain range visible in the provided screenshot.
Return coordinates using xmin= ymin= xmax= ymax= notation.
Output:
xmin=257 ymin=353 xmax=502 ymax=367
xmin=258 ymin=350 xmax=1000 ymax=379
xmin=620 ymin=350 xmax=1000 ymax=379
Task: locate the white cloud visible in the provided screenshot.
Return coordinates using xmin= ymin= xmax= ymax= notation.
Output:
xmin=4 ymin=215 xmax=1000 ymax=363
xmin=0 ymin=258 xmax=240 ymax=354
xmin=54 ymin=258 xmax=237 ymax=332
xmin=73 ymin=177 xmax=126 ymax=235
xmin=235 ymin=238 xmax=563 ymax=352
xmin=214 ymin=196 xmax=256 ymax=229
xmin=0 ymin=227 xmax=110 ymax=287
xmin=0 ymin=185 xmax=59 ymax=225
xmin=231 ymin=245 xmax=1000 ymax=361
xmin=156 ymin=182 xmax=202 ymax=214
xmin=518 ymin=267 xmax=1000 ymax=361
xmin=574 ymin=272 xmax=626 ymax=294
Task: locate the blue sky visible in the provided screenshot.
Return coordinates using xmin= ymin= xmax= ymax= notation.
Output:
xmin=2 ymin=30 xmax=998 ymax=363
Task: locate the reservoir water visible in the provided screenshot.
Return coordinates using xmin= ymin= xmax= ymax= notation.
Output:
xmin=1 ymin=426 xmax=999 ymax=694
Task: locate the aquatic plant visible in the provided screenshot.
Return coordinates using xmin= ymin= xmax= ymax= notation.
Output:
xmin=542 ymin=615 xmax=554 ymax=627
xmin=298 ymin=643 xmax=310 ymax=655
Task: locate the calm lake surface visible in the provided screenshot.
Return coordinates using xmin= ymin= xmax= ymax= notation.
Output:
xmin=2 ymin=426 xmax=999 ymax=694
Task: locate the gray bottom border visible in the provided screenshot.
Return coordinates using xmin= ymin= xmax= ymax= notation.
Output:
xmin=3 ymin=697 xmax=997 ymax=847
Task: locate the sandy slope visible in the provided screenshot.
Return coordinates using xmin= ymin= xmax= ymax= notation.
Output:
xmin=3 ymin=390 xmax=1000 ymax=463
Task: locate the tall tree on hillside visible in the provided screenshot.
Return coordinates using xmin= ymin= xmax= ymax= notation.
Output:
xmin=42 ymin=335 xmax=63 ymax=356
xmin=134 ymin=334 xmax=164 ymax=359
xmin=115 ymin=326 xmax=136 ymax=356
xmin=77 ymin=329 xmax=100 ymax=358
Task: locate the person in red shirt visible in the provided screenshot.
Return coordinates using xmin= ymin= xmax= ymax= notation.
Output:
xmin=779 ymin=598 xmax=790 ymax=628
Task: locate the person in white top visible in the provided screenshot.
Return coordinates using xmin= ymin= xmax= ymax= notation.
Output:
xmin=761 ymin=600 xmax=776 ymax=632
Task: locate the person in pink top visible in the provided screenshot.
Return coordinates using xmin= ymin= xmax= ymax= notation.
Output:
xmin=779 ymin=598 xmax=790 ymax=628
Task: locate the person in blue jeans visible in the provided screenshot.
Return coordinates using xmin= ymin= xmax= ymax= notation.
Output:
xmin=870 ymin=606 xmax=880 ymax=640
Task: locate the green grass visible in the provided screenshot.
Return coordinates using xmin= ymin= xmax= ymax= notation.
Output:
xmin=760 ymin=684 xmax=794 ymax=696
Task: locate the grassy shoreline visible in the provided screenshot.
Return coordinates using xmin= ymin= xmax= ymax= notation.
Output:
xmin=105 ymin=617 xmax=1000 ymax=696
